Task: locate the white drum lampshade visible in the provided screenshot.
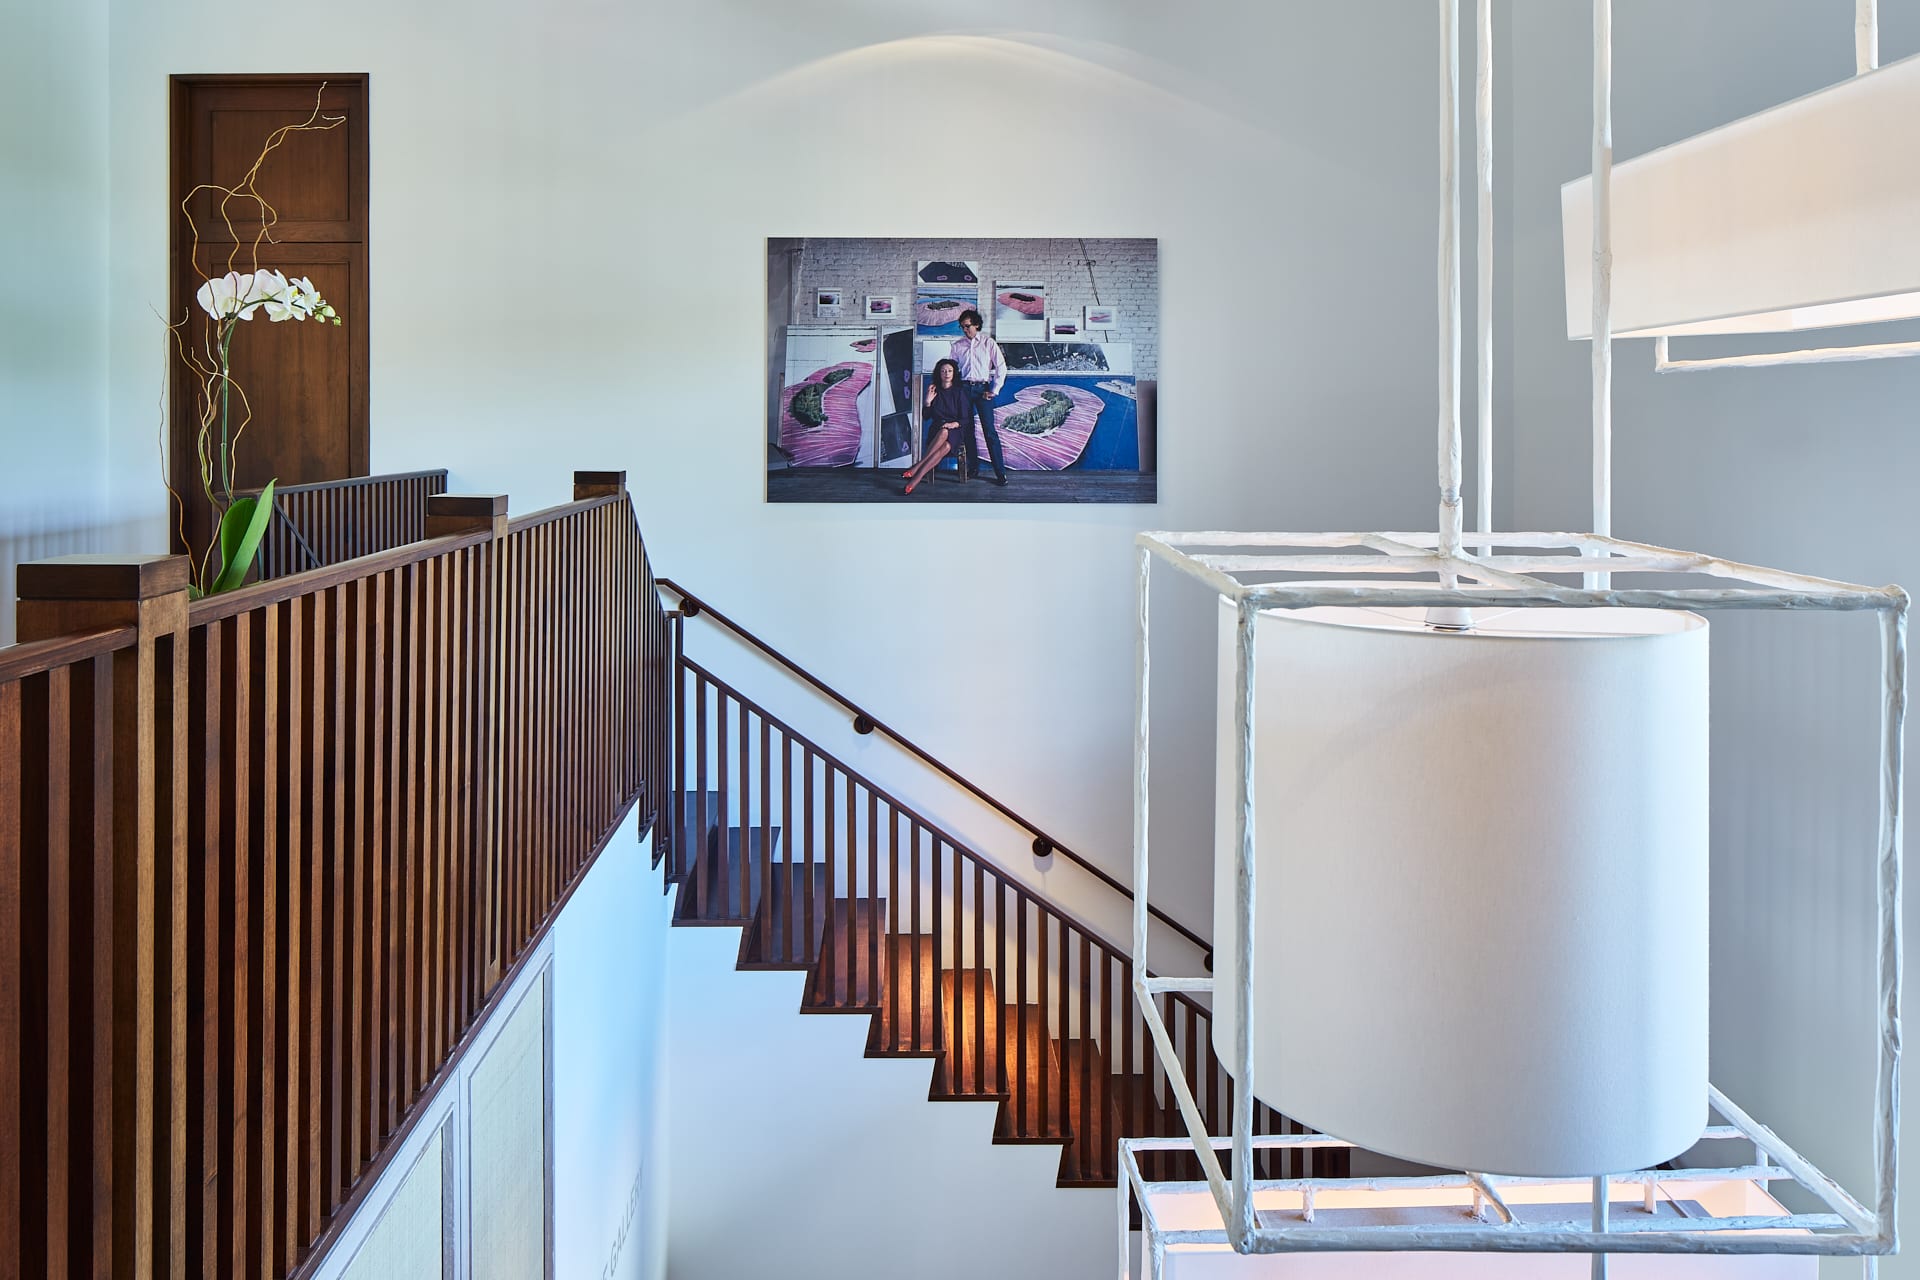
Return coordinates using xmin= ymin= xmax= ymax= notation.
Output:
xmin=1562 ymin=53 xmax=1920 ymax=339
xmin=1211 ymin=598 xmax=1710 ymax=1178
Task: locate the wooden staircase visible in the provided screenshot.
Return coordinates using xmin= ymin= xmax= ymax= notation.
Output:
xmin=664 ymin=652 xmax=1346 ymax=1197
xmin=671 ymin=795 xmax=1196 ymax=1190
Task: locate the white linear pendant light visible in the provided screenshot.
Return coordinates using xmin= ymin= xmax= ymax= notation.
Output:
xmin=1562 ymin=52 xmax=1920 ymax=339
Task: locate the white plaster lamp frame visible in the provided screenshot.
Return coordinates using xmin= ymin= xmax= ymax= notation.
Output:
xmin=1123 ymin=528 xmax=1907 ymax=1268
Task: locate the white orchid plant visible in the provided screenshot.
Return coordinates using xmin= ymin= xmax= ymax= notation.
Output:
xmin=168 ymin=91 xmax=345 ymax=597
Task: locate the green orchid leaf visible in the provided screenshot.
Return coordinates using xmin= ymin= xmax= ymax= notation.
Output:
xmin=209 ymin=479 xmax=277 ymax=595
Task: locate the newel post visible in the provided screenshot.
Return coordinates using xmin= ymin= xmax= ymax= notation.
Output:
xmin=426 ymin=495 xmax=512 ymax=993
xmin=573 ymin=470 xmax=626 ymax=500
xmin=17 ymin=554 xmax=191 ymax=1277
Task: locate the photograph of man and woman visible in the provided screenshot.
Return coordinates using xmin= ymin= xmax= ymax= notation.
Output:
xmin=766 ymin=237 xmax=1157 ymax=505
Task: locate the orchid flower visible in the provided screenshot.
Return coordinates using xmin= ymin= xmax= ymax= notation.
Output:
xmin=195 ymin=271 xmax=267 ymax=321
xmin=253 ymin=269 xmax=303 ymax=322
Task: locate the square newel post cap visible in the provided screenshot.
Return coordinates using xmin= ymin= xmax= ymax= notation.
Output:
xmin=15 ymin=553 xmax=192 ymax=641
xmin=574 ymin=470 xmax=626 ymax=500
xmin=426 ymin=494 xmax=509 ymax=540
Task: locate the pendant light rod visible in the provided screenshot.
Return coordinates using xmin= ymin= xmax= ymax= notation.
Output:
xmin=1438 ymin=0 xmax=1464 ymax=572
xmin=1593 ymin=1176 xmax=1611 ymax=1279
xmin=1476 ymin=0 xmax=1494 ymax=536
xmin=1858 ymin=0 xmax=1880 ymax=74
xmin=1588 ymin=0 xmax=1614 ymax=589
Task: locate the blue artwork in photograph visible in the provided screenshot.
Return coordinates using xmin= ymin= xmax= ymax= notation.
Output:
xmin=971 ymin=373 xmax=1139 ymax=471
xmin=915 ymin=289 xmax=977 ymax=338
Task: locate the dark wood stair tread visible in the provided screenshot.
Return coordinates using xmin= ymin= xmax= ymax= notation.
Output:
xmin=933 ymin=970 xmax=1004 ymax=1098
xmin=674 ymin=825 xmax=782 ymax=926
xmin=738 ymin=862 xmax=826 ymax=969
xmin=1057 ymin=1039 xmax=1123 ymax=1185
xmin=993 ymin=1005 xmax=1069 ymax=1142
xmin=869 ymin=936 xmax=940 ymax=1057
xmin=804 ymin=898 xmax=888 ymax=1011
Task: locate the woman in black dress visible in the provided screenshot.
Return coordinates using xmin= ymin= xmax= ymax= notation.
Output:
xmin=904 ymin=358 xmax=970 ymax=493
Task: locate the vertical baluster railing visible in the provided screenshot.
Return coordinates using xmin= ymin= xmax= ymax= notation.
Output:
xmin=1016 ymin=888 xmax=1028 ymax=1135
xmin=865 ymin=789 xmax=879 ymax=1021
xmin=758 ymin=715 xmax=771 ymax=953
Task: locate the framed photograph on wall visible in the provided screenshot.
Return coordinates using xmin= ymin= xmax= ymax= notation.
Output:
xmin=815 ymin=287 xmax=846 ymax=319
xmin=995 ymin=280 xmax=1047 ymax=340
xmin=768 ymin=238 xmax=1158 ymax=504
xmin=1084 ymin=305 xmax=1117 ymax=329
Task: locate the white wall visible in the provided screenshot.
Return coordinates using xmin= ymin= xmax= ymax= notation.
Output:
xmin=552 ymin=819 xmax=672 ymax=1280
xmin=305 ymin=815 xmax=669 ymax=1280
xmin=664 ymin=918 xmax=1118 ymax=1280
xmin=0 ymin=0 xmax=115 ymax=645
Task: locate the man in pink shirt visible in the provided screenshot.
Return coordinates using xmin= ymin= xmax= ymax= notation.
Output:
xmin=949 ymin=309 xmax=1009 ymax=486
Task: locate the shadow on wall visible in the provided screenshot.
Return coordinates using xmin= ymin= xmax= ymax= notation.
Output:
xmin=0 ymin=517 xmax=164 ymax=646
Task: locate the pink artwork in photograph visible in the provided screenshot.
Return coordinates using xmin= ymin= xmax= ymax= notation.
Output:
xmin=977 ymin=383 xmax=1103 ymax=470
xmin=996 ymin=290 xmax=1045 ymax=317
xmin=780 ymin=362 xmax=873 ymax=466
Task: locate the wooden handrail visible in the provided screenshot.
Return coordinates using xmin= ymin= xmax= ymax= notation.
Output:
xmin=659 ymin=578 xmax=1213 ymax=962
xmin=505 ymin=492 xmax=619 ymax=535
xmin=0 ymin=623 xmax=136 ymax=683
xmin=243 ymin=468 xmax=448 ymax=498
xmin=0 ymin=469 xmax=671 ymax=1279
xmin=189 ymin=528 xmax=494 ymax=624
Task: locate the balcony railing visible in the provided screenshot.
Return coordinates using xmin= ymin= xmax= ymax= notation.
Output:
xmin=0 ymin=470 xmax=668 ymax=1279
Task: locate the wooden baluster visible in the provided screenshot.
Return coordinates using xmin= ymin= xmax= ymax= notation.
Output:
xmin=1099 ymin=946 xmax=1112 ymax=1179
xmin=809 ymin=748 xmax=824 ymax=986
xmin=829 ymin=759 xmax=844 ymax=997
xmin=673 ymin=618 xmax=686 ymax=883
xmin=18 ymin=554 xmax=191 ymax=1278
xmin=737 ymin=701 xmax=750 ymax=922
xmin=888 ymin=807 xmax=901 ymax=1052
xmin=23 ymin=659 xmax=75 ymax=1275
xmin=759 ymin=717 xmax=771 ymax=959
xmin=864 ymin=788 xmax=876 ymax=1013
xmin=278 ymin=588 xmax=306 ymax=1273
xmin=1079 ymin=932 xmax=1092 ymax=1179
xmin=995 ymin=878 xmax=1006 ymax=1096
xmin=694 ymin=674 xmax=709 ymax=917
xmin=716 ymin=690 xmax=730 ymax=919
xmin=1038 ymin=908 xmax=1049 ymax=1142
xmin=921 ymin=836 xmax=936 ymax=1059
xmin=342 ymin=579 xmax=368 ymax=1191
xmin=909 ymin=820 xmax=920 ymax=1054
xmin=788 ymin=735 xmax=802 ymax=966
xmin=973 ymin=862 xmax=984 ymax=1093
xmin=1016 ymin=890 xmax=1027 ymax=1135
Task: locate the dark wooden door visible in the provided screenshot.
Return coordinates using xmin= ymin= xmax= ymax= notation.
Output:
xmin=169 ymin=76 xmax=369 ymax=558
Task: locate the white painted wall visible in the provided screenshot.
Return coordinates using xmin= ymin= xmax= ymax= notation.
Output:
xmin=0 ymin=0 xmax=116 ymax=645
xmin=305 ymin=815 xmax=669 ymax=1280
xmin=664 ymin=916 xmax=1118 ymax=1280
xmin=552 ymin=819 xmax=672 ymax=1280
